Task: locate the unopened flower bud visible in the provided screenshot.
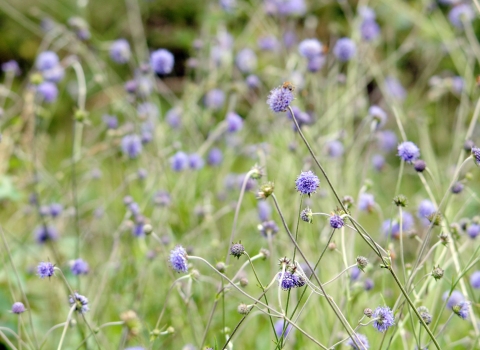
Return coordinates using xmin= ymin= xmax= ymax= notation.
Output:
xmin=237 ymin=303 xmax=251 ymax=315
xmin=239 ymin=278 xmax=248 ymax=287
xmin=432 ymin=265 xmax=444 ymax=280
xmin=393 ymin=195 xmax=408 ymax=207
xmin=364 ymin=308 xmax=373 ymax=318
xmin=216 ymin=262 xmax=226 ymax=273
xmin=356 ymin=256 xmax=368 ymax=272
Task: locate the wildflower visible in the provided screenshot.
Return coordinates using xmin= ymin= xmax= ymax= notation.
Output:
xmin=235 ymin=48 xmax=257 ymax=73
xmin=350 ymin=266 xmax=361 ymax=281
xmin=37 ymin=262 xmax=55 ymax=278
xmin=393 ymin=195 xmax=408 ymax=207
xmin=188 ymin=153 xmax=204 ymax=170
xmin=170 ymin=246 xmax=188 ymax=273
xmin=453 ymin=301 xmax=470 ymax=320
xmin=364 ymin=308 xmax=373 ymax=318
xmin=377 ymin=130 xmax=398 ymax=152
xmin=307 ymin=55 xmax=326 ymax=72
xmin=230 ymin=242 xmax=245 ymax=259
xmin=372 ymin=306 xmax=395 ymax=332
xmin=246 ymin=74 xmax=260 ymax=89
xmin=448 ymin=4 xmax=474 ymax=29
xmin=68 ymin=17 xmax=90 ymax=40
xmin=298 ymin=39 xmax=323 ymax=59
xmin=472 ymin=147 xmax=480 ymax=166
xmin=34 ymin=225 xmax=58 ymax=243
xmin=443 ymin=290 xmax=464 ymax=309
xmin=257 ymin=201 xmax=271 ymax=222
xmin=329 ymin=214 xmax=344 ymax=229
xmin=300 ymin=207 xmax=313 ymax=223
xmin=36 ymin=82 xmax=58 ymax=103
xmin=295 ymin=170 xmax=320 ymax=196
xmin=110 ymin=39 xmax=131 ymax=64
xmin=358 ymin=6 xmax=376 ymax=20
xmin=360 ymin=19 xmax=380 ymax=41
xmin=204 ymin=89 xmax=225 ymax=110
xmin=69 ymin=292 xmax=89 ymax=314
xmin=103 ymin=114 xmax=118 ymax=129
xmin=451 ymin=182 xmax=464 ymax=194
xmin=166 ymin=107 xmax=181 ymax=129
xmin=470 ymin=271 xmax=480 ymax=289
xmin=417 ymin=199 xmax=436 ymax=226
xmin=326 ymin=140 xmax=344 ymax=158
xmin=364 ymin=278 xmax=374 ymax=291
xmin=137 ymin=102 xmax=159 ymax=120
xmin=358 ymin=193 xmax=375 ymax=212
xmin=42 ymin=65 xmax=64 ymax=82
xmin=35 ymin=51 xmax=59 ymax=71
xmin=1 ymin=60 xmax=21 ymax=75
xmin=11 ymin=302 xmax=26 ymax=314
xmin=277 ymin=271 xmax=297 ymax=290
xmin=207 ymin=148 xmax=223 ymax=166
xmin=397 ymin=141 xmax=420 ymax=163
xmin=385 ymin=76 xmax=406 ymax=101
xmin=414 ymin=159 xmax=426 ymax=172
xmin=70 ymin=259 xmax=90 ymax=275
xmin=258 ymin=220 xmax=279 ymax=237
xmin=150 ymin=49 xmax=174 ymax=75
xmin=274 ymin=320 xmax=293 ymax=338
xmin=170 ymin=151 xmax=189 ymax=172
xmin=346 ymin=333 xmax=369 ymax=349
xmin=121 ymin=134 xmax=142 ymax=159
xmin=333 ymin=38 xmax=356 ymax=62
xmin=467 ymin=223 xmax=480 ymax=239
xmin=417 ymin=306 xmax=432 ymax=325
xmin=372 ymin=154 xmax=385 ymax=171
xmin=226 ymin=112 xmax=243 ymax=132
xmin=258 ymin=35 xmax=279 ymax=51
xmin=267 ymin=84 xmax=295 ymax=113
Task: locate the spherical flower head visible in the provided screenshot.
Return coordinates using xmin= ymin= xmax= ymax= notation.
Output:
xmin=385 ymin=76 xmax=406 ymax=101
xmin=346 ymin=333 xmax=370 ymax=349
xmin=274 ymin=319 xmax=293 ymax=338
xmin=300 ymin=207 xmax=313 ymax=223
xmin=372 ymin=306 xmax=395 ymax=332
xmin=137 ymin=102 xmax=159 ymax=121
xmin=103 ymin=114 xmax=118 ymax=130
xmin=358 ymin=6 xmax=376 ymax=20
xmin=220 ymin=0 xmax=236 ymax=12
xmin=257 ymin=201 xmax=271 ymax=222
xmin=467 ymin=223 xmax=480 ymax=239
xmin=298 ymin=39 xmax=323 ymax=59
xmin=35 ymin=51 xmax=59 ymax=71
xmin=329 ymin=214 xmax=344 ymax=229
xmin=358 ymin=193 xmax=375 ymax=212
xmin=417 ymin=199 xmax=436 ymax=226
xmin=110 ymin=39 xmax=131 ymax=64
xmin=70 ymin=258 xmax=89 ymax=275
xmin=276 ymin=0 xmax=306 ymax=16
xmin=368 ymin=105 xmax=387 ymax=128
xmin=42 ymin=65 xmax=65 ymax=83
xmin=153 ymin=190 xmax=171 ymax=207
xmin=37 ymin=82 xmax=58 ymax=103
xmin=69 ymin=292 xmax=89 ymax=314
xmin=377 ymin=130 xmax=398 ymax=152
xmin=326 ymin=140 xmax=344 ymax=158
xmin=204 ymin=89 xmax=225 ymax=110
xmin=170 ymin=151 xmax=189 ymax=172
xmin=2 ymin=60 xmax=21 ymax=75
xmin=166 ymin=107 xmax=181 ymax=129
xmin=333 ymin=38 xmax=356 ymax=62
xmin=307 ymin=55 xmax=326 ymax=72
xmin=451 ymin=181 xmax=464 ymax=194
xmin=258 ymin=220 xmax=279 ymax=237
xmin=470 ymin=271 xmax=480 ymax=289
xmin=11 ymin=302 xmax=26 ymax=314
xmin=48 ymin=203 xmax=62 ymax=218
xmin=150 ymin=49 xmax=174 ymax=75
xmin=246 ymin=74 xmax=260 ymax=89
xmin=121 ymin=134 xmax=142 ymax=159
xmin=397 ymin=141 xmax=420 ymax=163
xmin=34 ymin=225 xmax=59 ymax=243
xmin=295 ymin=170 xmax=320 ymax=196
xmin=472 ymin=147 xmax=480 ymax=166
xmin=235 ymin=48 xmax=257 ymax=73
xmin=350 ymin=266 xmax=361 ymax=281
xmin=278 ymin=271 xmax=297 ymax=290
xmin=258 ymin=35 xmax=279 ymax=51
xmin=267 ymin=84 xmax=294 ymax=113
xmin=414 ymin=159 xmax=426 ymax=172
xmin=443 ymin=290 xmax=464 ymax=309
xmin=372 ymin=154 xmax=385 ymax=171
xmin=188 ymin=153 xmax=204 ymax=170
xmin=230 ymin=242 xmax=245 ymax=259
xmin=364 ymin=278 xmax=374 ymax=291
xmin=360 ymin=20 xmax=380 ymax=41
xmin=170 ymin=245 xmax=188 ymax=273
xmin=453 ymin=301 xmax=470 ymax=320
xmin=37 ymin=262 xmax=55 ymax=278
xmin=448 ymin=4 xmax=474 ymax=29
xmin=207 ymin=148 xmax=223 ymax=166
xmin=226 ymin=112 xmax=243 ymax=132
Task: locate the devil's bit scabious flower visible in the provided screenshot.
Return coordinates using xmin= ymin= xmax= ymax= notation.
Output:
xmin=69 ymin=293 xmax=89 ymax=314
xmin=385 ymin=76 xmax=406 ymax=101
xmin=226 ymin=112 xmax=243 ymax=132
xmin=110 ymin=39 xmax=131 ymax=64
xmin=358 ymin=193 xmax=375 ymax=212
xmin=470 ymin=271 xmax=480 ymax=289
xmin=372 ymin=154 xmax=385 ymax=171
xmin=372 ymin=306 xmax=394 ymax=332
xmin=451 ymin=182 xmax=464 ymax=194
xmin=300 ymin=207 xmax=313 ymax=223
xmin=235 ymin=48 xmax=257 ymax=73
xmin=417 ymin=199 xmax=436 ymax=226
xmin=37 ymin=262 xmax=55 ymax=278
xmin=453 ymin=301 xmax=470 ymax=320
xmin=170 ymin=151 xmax=189 ymax=172
xmin=257 ymin=201 xmax=271 ymax=222
xmin=11 ymin=302 xmax=25 ymax=314
xmin=166 ymin=107 xmax=181 ymax=129
xmin=188 ymin=153 xmax=204 ymax=170
xmin=397 ymin=141 xmax=420 ymax=163
xmin=207 ymin=148 xmax=223 ymax=166
xmin=346 ymin=333 xmax=370 ymax=349
xmin=360 ymin=19 xmax=380 ymax=41
xmin=258 ymin=220 xmax=279 ymax=237
xmin=170 ymin=246 xmax=188 ymax=273
xmin=71 ymin=258 xmax=90 ymax=275
xmin=150 ymin=49 xmax=174 ymax=75
xmin=205 ymin=89 xmax=225 ymax=110
xmin=467 ymin=223 xmax=480 ymax=239
xmin=472 ymin=147 xmax=480 ymax=166
xmin=36 ymin=51 xmax=59 ymax=71
xmin=274 ymin=320 xmax=293 ymax=338
xmin=37 ymin=82 xmax=58 ymax=103
xmin=2 ymin=60 xmax=21 ymax=75
xmin=329 ymin=214 xmax=344 ymax=229
xmin=414 ymin=159 xmax=426 ymax=172
xmin=333 ymin=37 xmax=356 ymax=62
xmin=230 ymin=242 xmax=245 ymax=259
xmin=448 ymin=4 xmax=474 ymax=29
xmin=326 ymin=140 xmax=344 ymax=158
xmin=377 ymin=130 xmax=398 ymax=152
xmin=295 ymin=170 xmax=320 ymax=196
xmin=298 ymin=39 xmax=323 ymax=59
xmin=121 ymin=134 xmax=142 ymax=159
xmin=267 ymin=84 xmax=294 ymax=112
xmin=443 ymin=290 xmax=464 ymax=309
xmin=246 ymin=74 xmax=260 ymax=89
xmin=34 ymin=225 xmax=58 ymax=243
xmin=278 ymin=271 xmax=297 ymax=290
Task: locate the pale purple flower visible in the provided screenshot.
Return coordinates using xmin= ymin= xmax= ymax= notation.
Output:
xmin=333 ymin=38 xmax=356 ymax=62
xmin=236 ymin=48 xmax=257 ymax=73
xmin=385 ymin=76 xmax=406 ymax=101
xmin=150 ymin=49 xmax=174 ymax=75
xmin=110 ymin=39 xmax=131 ymax=64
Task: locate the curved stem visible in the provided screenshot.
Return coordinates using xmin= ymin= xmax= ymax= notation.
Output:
xmin=56 ymin=306 xmax=76 ymax=350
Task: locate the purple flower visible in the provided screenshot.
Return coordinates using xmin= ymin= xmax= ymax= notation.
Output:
xmin=364 ymin=278 xmax=374 ymax=291
xmin=470 ymin=271 xmax=480 ymax=289
xmin=417 ymin=200 xmax=436 ymax=226
xmin=170 ymin=151 xmax=189 ymax=171
xmin=326 ymin=140 xmax=344 ymax=158
xmin=329 ymin=214 xmax=344 ymax=229
xmin=360 ymin=20 xmax=380 ymax=41
xmin=37 ymin=262 xmax=55 ymax=278
xmin=453 ymin=301 xmax=470 ymax=319
xmin=103 ymin=114 xmax=118 ymax=129
xmin=350 ymin=266 xmax=361 ymax=281
xmin=204 ymin=89 xmax=225 ymax=110
xmin=34 ymin=225 xmax=58 ymax=243
xmin=472 ymin=147 xmax=480 ymax=166
xmin=295 ymin=170 xmax=320 ymax=196
xmin=372 ymin=154 xmax=385 ymax=171
xmin=110 ymin=39 xmax=131 ymax=64
xmin=235 ymin=48 xmax=257 ymax=73
xmin=382 ymin=212 xmax=414 ymax=238
xmin=258 ymin=220 xmax=279 ymax=237
xmin=35 ymin=51 xmax=59 ymax=71
xmin=170 ymin=245 xmax=188 ymax=273
xmin=358 ymin=193 xmax=375 ymax=212
xmin=358 ymin=6 xmax=376 ymax=20
xmin=368 ymin=105 xmax=387 ymax=128
xmin=11 ymin=302 xmax=25 ymax=314
xmin=451 ymin=181 xmax=464 ymax=194
xmin=267 ymin=85 xmax=294 ymax=113
xmin=1 ymin=60 xmax=21 ymax=75
xmin=70 ymin=259 xmax=89 ymax=275
xmin=166 ymin=107 xmax=182 ymax=129
xmin=153 ymin=190 xmax=171 ymax=207
xmin=298 ymin=39 xmax=323 ymax=59
xmin=385 ymin=76 xmax=406 ymax=101
xmin=452 ymin=76 xmax=464 ymax=94
xmin=283 ymin=31 xmax=297 ymax=48
xmin=69 ymin=292 xmax=89 ymax=314
xmin=372 ymin=306 xmax=395 ymax=332
xmin=246 ymin=74 xmax=260 ymax=89
xmin=258 ymin=36 xmax=279 ymax=51
xmin=277 ymin=271 xmax=297 ymax=290
xmin=307 ymin=55 xmax=326 ymax=72
xmin=137 ymin=102 xmax=159 ymax=121
xmin=377 ymin=130 xmax=398 ymax=152
xmin=150 ymin=49 xmax=174 ymax=75
xmin=274 ymin=320 xmax=293 ymax=338
xmin=220 ymin=0 xmax=236 ymax=12
xmin=207 ymin=148 xmax=223 ymax=166
xmin=333 ymin=38 xmax=356 ymax=62
xmin=49 ymin=203 xmax=63 ymax=218
xmin=448 ymin=4 xmax=474 ymax=29
xmin=443 ymin=290 xmax=464 ymax=309
xmin=257 ymin=201 xmax=271 ymax=221
xmin=398 ymin=141 xmax=420 ymax=163
xmin=37 ymin=82 xmax=58 ymax=103
xmin=467 ymin=223 xmax=480 ymax=239
xmin=189 ymin=153 xmax=204 ymax=170
xmin=121 ymin=134 xmax=142 ymax=159
xmin=226 ymin=112 xmax=243 ymax=132
xmin=42 ymin=65 xmax=64 ymax=82
xmin=346 ymin=333 xmax=369 ymax=349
